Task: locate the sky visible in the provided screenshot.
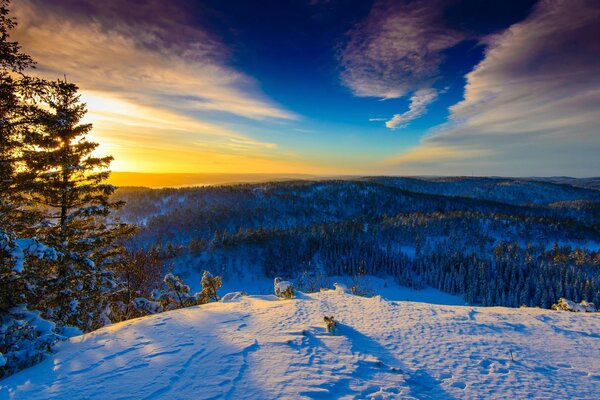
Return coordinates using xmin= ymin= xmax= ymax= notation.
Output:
xmin=11 ymin=0 xmax=600 ymax=177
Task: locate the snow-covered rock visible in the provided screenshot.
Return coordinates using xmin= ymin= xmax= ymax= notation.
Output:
xmin=333 ymin=282 xmax=347 ymax=293
xmin=220 ymin=292 xmax=247 ymax=303
xmin=274 ymin=277 xmax=294 ymax=299
xmin=2 ymin=292 xmax=600 ymax=399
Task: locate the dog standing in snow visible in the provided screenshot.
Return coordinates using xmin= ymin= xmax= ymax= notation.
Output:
xmin=323 ymin=316 xmax=337 ymax=332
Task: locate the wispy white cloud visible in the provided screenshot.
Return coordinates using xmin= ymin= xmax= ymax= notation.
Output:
xmin=10 ymin=0 xmax=308 ymax=173
xmin=338 ymin=0 xmax=462 ymax=128
xmin=13 ymin=0 xmax=296 ymax=121
xmin=385 ymin=88 xmax=438 ymax=129
xmin=386 ymin=0 xmax=600 ymax=176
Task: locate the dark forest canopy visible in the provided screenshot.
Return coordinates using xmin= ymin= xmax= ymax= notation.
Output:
xmin=113 ymin=177 xmax=600 ymax=309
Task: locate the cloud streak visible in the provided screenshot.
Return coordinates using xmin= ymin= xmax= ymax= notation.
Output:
xmin=13 ymin=0 xmax=296 ymax=121
xmin=338 ymin=0 xmax=462 ymax=128
xmin=385 ymin=88 xmax=438 ymax=129
xmin=387 ymin=0 xmax=600 ymax=176
xmin=10 ymin=0 xmax=310 ymax=173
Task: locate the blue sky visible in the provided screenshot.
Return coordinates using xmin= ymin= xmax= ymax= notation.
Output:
xmin=12 ymin=0 xmax=600 ymax=176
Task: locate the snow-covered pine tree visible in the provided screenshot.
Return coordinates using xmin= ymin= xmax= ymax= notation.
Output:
xmin=19 ymin=79 xmax=135 ymax=330
xmin=0 ymin=1 xmax=65 ymax=376
xmin=153 ymin=273 xmax=196 ymax=310
xmin=0 ymin=0 xmax=55 ymax=317
xmin=1 ymin=0 xmax=28 ymax=308
xmin=195 ymin=270 xmax=222 ymax=304
xmin=0 ymin=0 xmax=38 ymax=235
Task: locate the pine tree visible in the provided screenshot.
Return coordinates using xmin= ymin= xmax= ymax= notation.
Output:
xmin=20 ymin=79 xmax=135 ymax=330
xmin=1 ymin=0 xmax=24 ymax=307
xmin=195 ymin=270 xmax=222 ymax=304
xmin=0 ymin=0 xmax=51 ymax=313
xmin=0 ymin=0 xmax=36 ymax=233
xmin=23 ymin=80 xmax=130 ymax=252
xmin=153 ymin=273 xmax=196 ymax=310
xmin=0 ymin=0 xmax=63 ymax=377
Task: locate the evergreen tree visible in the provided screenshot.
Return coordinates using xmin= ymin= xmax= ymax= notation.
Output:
xmin=19 ymin=79 xmax=135 ymax=330
xmin=23 ymin=79 xmax=132 ymax=254
xmin=0 ymin=0 xmax=63 ymax=377
xmin=0 ymin=0 xmax=36 ymax=233
xmin=196 ymin=270 xmax=222 ymax=304
xmin=153 ymin=273 xmax=196 ymax=310
xmin=0 ymin=0 xmax=52 ymax=314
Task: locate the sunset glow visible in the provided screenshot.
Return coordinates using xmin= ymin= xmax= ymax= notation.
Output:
xmin=12 ymin=0 xmax=600 ymax=179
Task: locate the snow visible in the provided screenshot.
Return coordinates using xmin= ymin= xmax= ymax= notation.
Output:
xmin=60 ymin=327 xmax=82 ymax=338
xmin=183 ymin=267 xmax=463 ymax=306
xmin=334 ymin=282 xmax=348 ymax=293
xmin=0 ymin=235 xmax=60 ymax=273
xmin=553 ymin=298 xmax=598 ymax=313
xmin=221 ymin=292 xmax=247 ymax=303
xmin=274 ymin=278 xmax=293 ymax=296
xmin=330 ymin=275 xmax=465 ymax=306
xmin=2 ymin=291 xmax=599 ymax=399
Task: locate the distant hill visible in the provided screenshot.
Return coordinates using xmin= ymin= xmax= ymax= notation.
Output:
xmin=360 ymin=176 xmax=600 ymax=205
xmin=108 ymin=172 xmax=600 ymax=191
xmin=107 ymin=172 xmax=319 ymax=188
xmin=527 ymin=176 xmax=600 ymax=191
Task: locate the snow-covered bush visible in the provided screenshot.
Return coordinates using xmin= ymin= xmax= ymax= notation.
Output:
xmin=274 ymin=277 xmax=295 ymax=299
xmin=552 ymin=298 xmax=597 ymax=312
xmin=195 ymin=271 xmax=222 ymax=304
xmin=107 ymin=295 xmax=163 ymax=320
xmin=152 ymin=273 xmax=196 ymax=310
xmin=133 ymin=297 xmax=163 ymax=314
xmin=332 ymin=274 xmax=374 ymax=297
xmin=0 ymin=306 xmax=62 ymax=378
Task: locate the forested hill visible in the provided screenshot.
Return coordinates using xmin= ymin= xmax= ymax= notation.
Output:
xmin=361 ymin=176 xmax=600 ymax=205
xmin=114 ymin=177 xmax=600 ymax=231
xmin=112 ymin=177 xmax=600 ymax=310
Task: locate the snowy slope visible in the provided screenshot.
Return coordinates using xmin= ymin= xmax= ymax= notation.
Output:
xmin=2 ymin=291 xmax=599 ymax=399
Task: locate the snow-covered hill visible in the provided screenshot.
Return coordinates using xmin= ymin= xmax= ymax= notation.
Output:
xmin=2 ymin=291 xmax=599 ymax=399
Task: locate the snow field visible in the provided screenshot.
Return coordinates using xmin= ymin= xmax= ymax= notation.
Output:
xmin=2 ymin=291 xmax=599 ymax=399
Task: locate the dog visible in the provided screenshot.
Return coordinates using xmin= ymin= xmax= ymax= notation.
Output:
xmin=323 ymin=315 xmax=337 ymax=332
